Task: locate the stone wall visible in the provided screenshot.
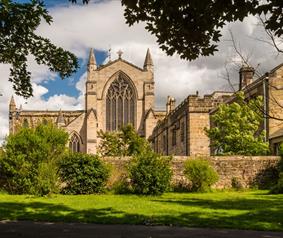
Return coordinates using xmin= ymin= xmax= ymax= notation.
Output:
xmin=102 ymin=156 xmax=280 ymax=189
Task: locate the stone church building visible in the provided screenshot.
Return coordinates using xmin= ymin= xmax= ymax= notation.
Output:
xmin=9 ymin=49 xmax=283 ymax=155
xmin=9 ymin=49 xmax=166 ymax=154
xmin=149 ymin=63 xmax=283 ymax=156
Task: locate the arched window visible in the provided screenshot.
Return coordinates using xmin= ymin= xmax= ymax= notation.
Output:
xmin=69 ymin=134 xmax=80 ymax=153
xmin=106 ymin=73 xmax=136 ymax=131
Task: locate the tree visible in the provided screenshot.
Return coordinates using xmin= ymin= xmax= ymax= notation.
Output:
xmin=0 ymin=123 xmax=69 ymax=194
xmin=121 ymin=0 xmax=283 ymax=60
xmin=0 ymin=0 xmax=78 ymax=98
xmin=98 ymin=124 xmax=151 ymax=157
xmin=97 ymin=130 xmax=127 ymax=157
xmin=205 ymin=92 xmax=269 ymax=155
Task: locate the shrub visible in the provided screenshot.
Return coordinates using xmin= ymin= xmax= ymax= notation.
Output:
xmin=271 ymin=172 xmax=283 ymax=194
xmin=0 ymin=123 xmax=68 ymax=195
xmin=33 ymin=160 xmax=60 ymax=196
xmin=112 ymin=175 xmax=132 ymax=194
xmin=184 ymin=158 xmax=219 ymax=192
xmin=129 ymin=151 xmax=172 ymax=195
xmin=106 ymin=165 xmax=131 ymax=194
xmin=59 ymin=153 xmax=110 ymax=194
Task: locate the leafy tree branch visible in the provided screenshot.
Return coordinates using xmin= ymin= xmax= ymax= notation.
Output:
xmin=0 ymin=0 xmax=78 ymax=98
xmin=121 ymin=0 xmax=283 ymax=60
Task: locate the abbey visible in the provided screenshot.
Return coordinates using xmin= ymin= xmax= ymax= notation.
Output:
xmin=9 ymin=49 xmax=283 ymax=155
xmin=9 ymin=49 xmax=166 ymax=154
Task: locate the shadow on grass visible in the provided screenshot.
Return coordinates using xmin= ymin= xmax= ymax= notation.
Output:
xmin=153 ymin=194 xmax=283 ymax=211
xmin=151 ymin=194 xmax=283 ymax=230
xmin=0 ymin=194 xmax=282 ymax=231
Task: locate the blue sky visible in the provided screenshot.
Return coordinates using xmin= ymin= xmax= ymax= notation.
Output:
xmin=42 ymin=50 xmax=107 ymax=100
xmin=16 ymin=0 xmax=108 ymax=100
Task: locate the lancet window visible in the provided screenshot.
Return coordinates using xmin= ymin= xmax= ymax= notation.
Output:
xmin=106 ymin=73 xmax=136 ymax=131
xmin=69 ymin=133 xmax=80 ymax=153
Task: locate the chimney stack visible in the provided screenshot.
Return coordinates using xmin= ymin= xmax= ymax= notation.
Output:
xmin=239 ymin=64 xmax=255 ymax=90
xmin=166 ymin=96 xmax=176 ymax=114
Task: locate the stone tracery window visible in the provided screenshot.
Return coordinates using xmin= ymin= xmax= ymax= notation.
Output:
xmin=69 ymin=133 xmax=80 ymax=152
xmin=106 ymin=73 xmax=136 ymax=131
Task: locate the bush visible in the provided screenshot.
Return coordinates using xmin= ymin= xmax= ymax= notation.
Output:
xmin=105 ymin=165 xmax=131 ymax=194
xmin=0 ymin=123 xmax=68 ymax=195
xmin=271 ymin=172 xmax=283 ymax=194
xmin=184 ymin=159 xmax=219 ymax=192
xmin=33 ymin=160 xmax=60 ymax=196
xmin=59 ymin=153 xmax=110 ymax=194
xmin=129 ymin=151 xmax=172 ymax=195
xmin=111 ymin=175 xmax=132 ymax=194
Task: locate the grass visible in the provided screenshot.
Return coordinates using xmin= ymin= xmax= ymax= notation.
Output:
xmin=0 ymin=190 xmax=282 ymax=231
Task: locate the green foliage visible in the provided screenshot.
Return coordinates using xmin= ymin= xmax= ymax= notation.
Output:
xmin=33 ymin=160 xmax=60 ymax=196
xmin=184 ymin=159 xmax=219 ymax=192
xmin=205 ymin=92 xmax=269 ymax=155
xmin=0 ymin=0 xmax=78 ymax=98
xmin=271 ymin=147 xmax=283 ymax=194
xmin=98 ymin=124 xmax=150 ymax=157
xmin=271 ymin=172 xmax=283 ymax=194
xmin=122 ymin=1 xmax=283 ymax=60
xmin=111 ymin=176 xmax=132 ymax=194
xmin=0 ymin=123 xmax=68 ymax=195
xmin=129 ymin=151 xmax=172 ymax=195
xmin=59 ymin=153 xmax=110 ymax=194
xmin=97 ymin=130 xmax=127 ymax=156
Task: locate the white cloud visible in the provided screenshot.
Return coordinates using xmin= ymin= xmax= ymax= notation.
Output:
xmin=1 ymin=0 xmax=283 ymax=144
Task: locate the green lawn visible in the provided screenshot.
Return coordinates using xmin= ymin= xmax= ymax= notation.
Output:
xmin=0 ymin=190 xmax=282 ymax=231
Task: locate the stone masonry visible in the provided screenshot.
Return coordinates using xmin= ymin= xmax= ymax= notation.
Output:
xmin=9 ymin=48 xmax=164 ymax=154
xmin=103 ymin=156 xmax=280 ymax=189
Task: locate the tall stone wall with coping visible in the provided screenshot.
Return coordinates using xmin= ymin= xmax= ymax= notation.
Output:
xmin=102 ymin=156 xmax=280 ymax=189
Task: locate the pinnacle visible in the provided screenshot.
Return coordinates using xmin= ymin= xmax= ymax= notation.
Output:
xmin=144 ymin=48 xmax=153 ymax=70
xmin=88 ymin=48 xmax=97 ymax=66
xmin=57 ymin=109 xmax=65 ymax=125
xmin=10 ymin=95 xmax=15 ymax=105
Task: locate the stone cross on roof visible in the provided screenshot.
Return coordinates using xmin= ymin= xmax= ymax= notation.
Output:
xmin=117 ymin=49 xmax=123 ymax=59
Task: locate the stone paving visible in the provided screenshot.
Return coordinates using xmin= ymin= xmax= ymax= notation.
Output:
xmin=1 ymin=221 xmax=282 ymax=238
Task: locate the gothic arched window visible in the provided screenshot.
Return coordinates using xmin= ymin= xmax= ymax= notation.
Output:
xmin=106 ymin=73 xmax=136 ymax=131
xmin=69 ymin=134 xmax=80 ymax=153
